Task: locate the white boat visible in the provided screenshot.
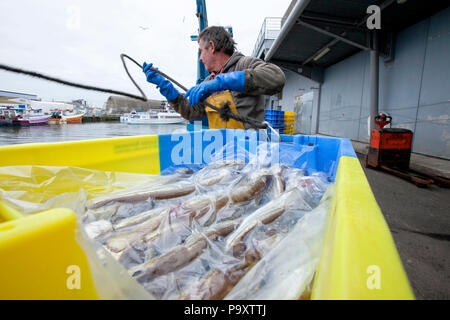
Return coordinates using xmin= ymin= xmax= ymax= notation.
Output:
xmin=127 ymin=107 xmax=185 ymax=125
xmin=0 ymin=107 xmax=14 ymax=126
xmin=120 ymin=114 xmax=130 ymax=123
xmin=0 ymin=106 xmax=50 ymax=126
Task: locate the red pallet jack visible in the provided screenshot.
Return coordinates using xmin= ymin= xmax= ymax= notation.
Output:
xmin=364 ymin=113 xmax=450 ymax=188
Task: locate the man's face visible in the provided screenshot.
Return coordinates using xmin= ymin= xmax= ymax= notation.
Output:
xmin=199 ymin=38 xmax=215 ymax=73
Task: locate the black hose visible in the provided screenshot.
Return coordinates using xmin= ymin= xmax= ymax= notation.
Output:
xmin=0 ymin=61 xmax=147 ymax=101
xmin=120 ymin=55 xmax=267 ymax=128
xmin=120 ymin=54 xmax=189 ymax=93
xmin=0 ymin=55 xmax=268 ymax=129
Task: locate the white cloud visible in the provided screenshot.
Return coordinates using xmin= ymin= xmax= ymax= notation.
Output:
xmin=0 ymin=0 xmax=291 ymax=107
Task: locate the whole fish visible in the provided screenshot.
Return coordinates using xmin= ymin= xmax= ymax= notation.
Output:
xmin=180 ymin=231 xmax=285 ymax=300
xmin=97 ymin=168 xmax=193 ymax=204
xmin=141 ymin=171 xmax=268 ymax=247
xmin=175 ymin=170 xmax=270 ymax=221
xmin=87 ymin=181 xmax=196 ymax=209
xmin=251 ymin=233 xmax=282 ymax=257
xmin=180 ymin=193 xmax=229 ymax=220
xmin=195 ymin=161 xmax=244 ymax=187
xmin=143 ymin=216 xmax=193 ymax=253
xmin=84 ymin=219 xmax=113 ymax=239
xmin=131 ymin=219 xmax=241 ymax=283
xmin=225 ymin=188 xmax=311 ymax=252
xmin=90 ymin=207 xmax=170 ymax=254
xmin=83 ymin=204 xmax=120 ymax=223
xmin=87 ymin=165 xmax=239 ymax=210
xmin=114 ymin=206 xmax=169 ymax=231
xmin=196 ymin=168 xmax=233 ymax=187
xmin=271 ymin=164 xmax=286 ymax=196
xmin=107 ymin=183 xmax=237 ymax=257
xmin=86 ymin=168 xmax=194 ymax=210
xmin=257 ymin=164 xmax=286 ymax=206
xmin=105 ymin=210 xmax=168 ymax=253
xmin=229 ymin=171 xmax=270 ymax=203
xmin=143 ymin=218 xmax=187 ymax=244
xmin=181 ymin=249 xmax=262 ymax=300
xmin=117 ymin=239 xmax=153 ymax=268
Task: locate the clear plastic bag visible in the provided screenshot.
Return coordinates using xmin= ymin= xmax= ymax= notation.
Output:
xmin=224 ymin=187 xmax=333 ymax=300
xmin=0 ymin=165 xmax=170 ymax=215
xmin=0 ymin=142 xmax=334 ymax=299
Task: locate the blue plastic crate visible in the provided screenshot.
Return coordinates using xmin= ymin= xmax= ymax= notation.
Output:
xmin=265 ymin=118 xmax=283 ymax=124
xmin=267 ymin=123 xmax=286 ymax=129
xmin=264 ymin=120 xmax=282 ymax=126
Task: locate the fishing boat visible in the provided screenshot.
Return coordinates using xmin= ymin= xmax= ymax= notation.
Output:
xmin=0 ymin=106 xmax=50 ymax=126
xmin=0 ymin=107 xmax=13 ymax=126
xmin=48 ymin=109 xmax=85 ymax=124
xmin=13 ymin=108 xmax=50 ymax=126
xmin=0 ymin=106 xmax=24 ymax=126
xmin=127 ymin=106 xmax=185 ymax=125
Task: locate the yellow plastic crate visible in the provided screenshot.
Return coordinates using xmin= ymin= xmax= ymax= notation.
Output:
xmin=0 ymin=131 xmax=414 ymax=299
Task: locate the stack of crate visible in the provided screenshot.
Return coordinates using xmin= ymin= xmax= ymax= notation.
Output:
xmin=283 ymin=112 xmax=295 ymax=135
xmin=264 ymin=110 xmax=285 ymax=133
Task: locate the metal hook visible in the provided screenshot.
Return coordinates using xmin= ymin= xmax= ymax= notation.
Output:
xmin=261 ymin=121 xmax=270 ymax=142
xmin=262 ymin=121 xmax=281 ymax=142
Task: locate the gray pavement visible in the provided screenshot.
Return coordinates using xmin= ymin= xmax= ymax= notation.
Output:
xmin=356 ymin=153 xmax=450 ymax=300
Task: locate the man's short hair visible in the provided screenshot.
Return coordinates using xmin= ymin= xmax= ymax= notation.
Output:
xmin=199 ymin=26 xmax=236 ymax=55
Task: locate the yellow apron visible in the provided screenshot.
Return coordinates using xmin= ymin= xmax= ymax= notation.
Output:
xmin=204 ymin=90 xmax=245 ymax=129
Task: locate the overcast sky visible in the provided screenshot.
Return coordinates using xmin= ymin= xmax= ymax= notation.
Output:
xmin=0 ymin=0 xmax=291 ymax=108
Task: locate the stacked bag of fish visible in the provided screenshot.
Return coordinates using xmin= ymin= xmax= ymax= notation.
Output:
xmin=82 ymin=151 xmax=332 ymax=300
xmin=284 ymin=112 xmax=295 ymax=135
xmin=264 ymin=110 xmax=285 ymax=134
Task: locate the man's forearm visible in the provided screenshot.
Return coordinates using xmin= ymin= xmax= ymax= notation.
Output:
xmin=168 ymin=95 xmax=205 ymax=120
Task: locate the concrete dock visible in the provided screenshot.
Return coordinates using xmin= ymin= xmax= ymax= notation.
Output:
xmin=82 ymin=115 xmax=120 ymax=123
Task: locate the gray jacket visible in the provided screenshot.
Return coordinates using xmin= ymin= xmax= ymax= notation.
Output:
xmin=169 ymin=52 xmax=286 ymax=129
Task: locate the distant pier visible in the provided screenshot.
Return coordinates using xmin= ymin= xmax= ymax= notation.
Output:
xmin=82 ymin=115 xmax=120 ymax=123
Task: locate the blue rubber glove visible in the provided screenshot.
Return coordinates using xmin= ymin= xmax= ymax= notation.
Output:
xmin=143 ymin=62 xmax=179 ymax=101
xmin=184 ymin=71 xmax=245 ymax=106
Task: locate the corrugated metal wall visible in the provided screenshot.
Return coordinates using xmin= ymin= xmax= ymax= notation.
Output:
xmin=318 ymin=7 xmax=450 ymax=159
xmin=319 ymin=51 xmax=366 ymax=141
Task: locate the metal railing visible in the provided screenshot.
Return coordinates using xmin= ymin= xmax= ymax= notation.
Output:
xmin=252 ymin=17 xmax=283 ymax=58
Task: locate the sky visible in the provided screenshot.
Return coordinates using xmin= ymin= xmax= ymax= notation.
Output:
xmin=0 ymin=0 xmax=292 ymax=108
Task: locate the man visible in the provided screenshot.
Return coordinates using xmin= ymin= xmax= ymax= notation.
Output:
xmin=142 ymin=26 xmax=286 ymax=129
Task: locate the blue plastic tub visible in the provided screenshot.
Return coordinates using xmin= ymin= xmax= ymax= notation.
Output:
xmin=0 ymin=129 xmax=415 ymax=299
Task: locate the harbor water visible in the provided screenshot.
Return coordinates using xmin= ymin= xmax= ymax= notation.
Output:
xmin=0 ymin=122 xmax=187 ymax=146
